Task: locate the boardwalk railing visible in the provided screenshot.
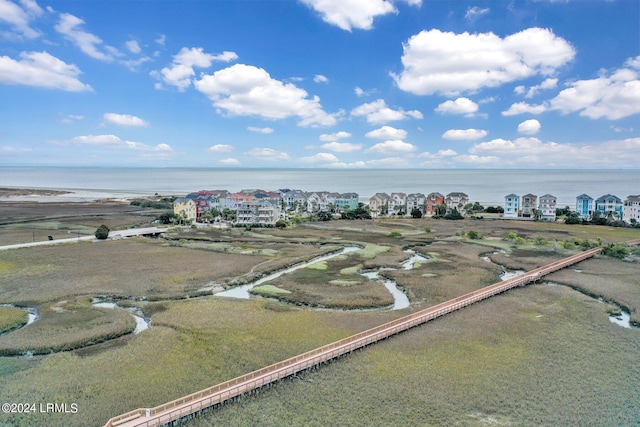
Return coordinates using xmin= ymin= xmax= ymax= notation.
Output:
xmin=104 ymin=246 xmax=605 ymax=427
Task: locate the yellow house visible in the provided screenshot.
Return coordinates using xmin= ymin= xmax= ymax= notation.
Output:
xmin=173 ymin=198 xmax=197 ymax=221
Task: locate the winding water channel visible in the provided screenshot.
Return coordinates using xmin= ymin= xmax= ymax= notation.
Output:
xmin=215 ymin=246 xmax=419 ymax=311
xmin=483 ymin=251 xmax=634 ymax=329
xmin=92 ymin=299 xmax=150 ymax=334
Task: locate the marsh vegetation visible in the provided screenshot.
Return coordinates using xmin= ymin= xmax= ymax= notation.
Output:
xmin=0 ymin=202 xmax=638 ymax=426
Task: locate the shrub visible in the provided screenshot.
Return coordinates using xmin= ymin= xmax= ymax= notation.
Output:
xmin=424 ymin=227 xmax=431 ymax=233
xmin=389 ymin=231 xmax=402 ymax=238
xmin=95 ymin=224 xmax=110 ymax=240
xmin=467 ymin=230 xmax=482 ymax=240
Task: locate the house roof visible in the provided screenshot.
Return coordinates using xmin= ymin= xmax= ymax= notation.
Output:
xmin=505 ymin=193 xmax=519 ymax=198
xmin=595 ymin=194 xmax=622 ymax=203
xmin=576 ymin=193 xmax=593 ymax=200
xmin=540 ymin=194 xmax=556 ymax=199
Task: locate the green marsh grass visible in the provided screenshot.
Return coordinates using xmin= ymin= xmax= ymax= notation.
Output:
xmin=0 ymin=306 xmax=28 ymax=334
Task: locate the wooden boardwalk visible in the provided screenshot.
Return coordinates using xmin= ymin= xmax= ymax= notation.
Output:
xmin=104 ymin=245 xmax=612 ymax=427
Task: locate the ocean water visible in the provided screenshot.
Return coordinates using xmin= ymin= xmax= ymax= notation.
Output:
xmin=0 ymin=166 xmax=638 ymax=207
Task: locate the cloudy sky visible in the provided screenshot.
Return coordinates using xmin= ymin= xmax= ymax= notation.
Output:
xmin=1 ymin=0 xmax=639 ymax=168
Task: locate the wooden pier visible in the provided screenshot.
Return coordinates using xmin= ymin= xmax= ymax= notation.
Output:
xmin=104 ymin=245 xmax=613 ymax=427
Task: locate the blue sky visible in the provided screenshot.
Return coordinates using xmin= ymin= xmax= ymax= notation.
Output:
xmin=1 ymin=0 xmax=639 ymax=168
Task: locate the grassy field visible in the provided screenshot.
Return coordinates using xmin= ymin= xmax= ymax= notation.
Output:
xmin=186 ymin=284 xmax=640 ymax=427
xmin=0 ymin=306 xmax=28 ymax=334
xmin=0 ymin=211 xmax=638 ymax=426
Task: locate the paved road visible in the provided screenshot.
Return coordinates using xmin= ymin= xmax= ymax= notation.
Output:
xmin=0 ymin=227 xmax=167 ymax=251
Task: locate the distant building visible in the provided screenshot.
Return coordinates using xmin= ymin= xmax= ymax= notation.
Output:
xmin=389 ymin=192 xmax=407 ymax=215
xmin=445 ymin=192 xmax=469 ymax=212
xmin=280 ymin=189 xmax=307 ymax=211
xmin=407 ymin=193 xmax=426 ymax=214
xmin=503 ymin=194 xmax=520 ymax=219
xmin=595 ymin=194 xmax=623 ymax=220
xmin=369 ymin=193 xmax=390 ymax=217
xmin=335 ymin=193 xmax=359 ymax=212
xmin=173 ymin=198 xmax=197 ymax=221
xmin=521 ymin=193 xmax=537 ymax=218
xmin=623 ymin=195 xmax=640 ymax=224
xmin=575 ymin=194 xmax=594 ymax=219
xmin=236 ymin=202 xmax=281 ymax=226
xmin=425 ymin=192 xmax=445 ymax=216
xmin=538 ymin=194 xmax=557 ymax=221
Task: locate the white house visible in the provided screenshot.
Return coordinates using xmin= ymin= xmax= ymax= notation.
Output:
xmin=538 ymin=194 xmax=557 ymax=221
xmin=406 ymin=193 xmax=426 ymax=214
xmin=236 ymin=202 xmax=281 ymax=226
xmin=623 ymin=195 xmax=640 ymax=224
xmin=504 ymin=194 xmax=520 ymax=219
xmin=388 ymin=192 xmax=407 ymax=215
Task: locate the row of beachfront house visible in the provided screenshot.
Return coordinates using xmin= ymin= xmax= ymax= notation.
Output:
xmin=173 ymin=189 xmax=361 ymax=226
xmin=173 ymin=188 xmax=640 ymax=226
xmin=368 ymin=192 xmax=469 ymax=217
xmin=504 ymin=193 xmax=640 ymax=224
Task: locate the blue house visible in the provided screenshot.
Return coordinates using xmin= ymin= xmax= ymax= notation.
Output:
xmin=575 ymin=194 xmax=594 ymax=219
xmin=595 ymin=194 xmax=623 ymax=219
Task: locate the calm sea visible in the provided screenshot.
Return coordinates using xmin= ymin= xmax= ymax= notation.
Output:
xmin=0 ymin=167 xmax=638 ymax=207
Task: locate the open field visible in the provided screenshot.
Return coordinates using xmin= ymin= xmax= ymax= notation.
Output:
xmin=0 ymin=208 xmax=638 ymax=426
xmin=0 ymin=306 xmax=28 ymax=334
xmin=0 ymin=200 xmax=164 ymax=246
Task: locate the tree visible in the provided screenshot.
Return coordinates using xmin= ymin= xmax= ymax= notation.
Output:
xmin=275 ymin=220 xmax=287 ymax=229
xmin=95 ymin=224 xmax=110 ymax=240
xmin=444 ymin=208 xmax=464 ymax=220
xmin=564 ymin=211 xmax=581 ymax=224
xmin=434 ymin=204 xmax=447 ymax=217
xmin=533 ymin=209 xmax=543 ymax=221
xmin=158 ymin=212 xmax=177 ymax=224
xmin=201 ymin=210 xmax=214 ymax=224
xmin=410 ymin=208 xmax=423 ymax=219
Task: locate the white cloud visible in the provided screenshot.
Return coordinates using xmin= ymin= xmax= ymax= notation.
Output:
xmin=435 ymin=97 xmax=479 ymax=115
xmin=207 ymin=144 xmax=234 ymax=153
xmin=300 ymin=152 xmax=340 ymax=163
xmin=59 ymin=114 xmax=84 ymax=124
xmin=103 ymin=113 xmax=149 ymax=127
xmin=0 ymin=0 xmax=43 ymax=39
xmin=517 ymin=119 xmax=541 ymax=135
xmin=120 ymin=56 xmax=152 ymax=71
xmin=524 ymin=77 xmax=558 ymax=98
xmin=55 ymin=13 xmax=118 ymax=62
xmin=502 ymin=101 xmax=547 ymax=116
xmin=326 ymin=161 xmax=367 ymax=168
xmin=247 ymin=147 xmax=290 ymax=161
xmin=365 ymin=125 xmax=408 ymax=140
xmin=195 ymin=63 xmax=337 ymax=127
xmin=468 ymin=136 xmax=640 ymax=168
xmin=366 ymin=139 xmax=417 ymax=154
xmin=351 ymin=99 xmax=422 ymax=124
xmin=300 ymin=0 xmax=396 ymax=31
xmin=71 ymin=134 xmax=174 ymax=155
xmin=314 ymin=74 xmax=329 ymax=83
xmin=1 ymin=145 xmax=32 ymax=154
xmin=354 ymin=86 xmax=375 ymax=97
xmin=419 ymin=149 xmax=457 ymax=159
xmin=392 ymin=27 xmax=575 ymax=96
xmin=465 ymin=6 xmax=489 ymax=21
xmin=155 ymin=34 xmax=166 ymax=46
xmin=442 ymin=128 xmax=488 ymax=140
xmin=321 ymin=141 xmax=363 ymax=152
xmin=155 ymin=47 xmax=238 ymax=91
xmin=548 ymin=56 xmax=640 ymax=120
xmin=247 ymin=126 xmax=274 ymax=134
xmin=125 ymin=39 xmax=141 ymax=54
xmin=219 ymin=158 xmax=240 ymax=165
xmin=319 ymin=131 xmax=351 ymax=141
xmin=0 ymin=51 xmax=92 ymax=92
